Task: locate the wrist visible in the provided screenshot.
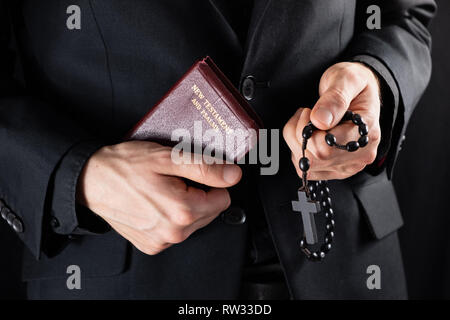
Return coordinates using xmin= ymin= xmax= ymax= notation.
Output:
xmin=353 ymin=62 xmax=382 ymax=105
xmin=75 ymin=145 xmax=104 ymax=208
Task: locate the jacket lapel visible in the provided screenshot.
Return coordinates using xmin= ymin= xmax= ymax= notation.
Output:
xmin=207 ymin=0 xmax=241 ymax=49
xmin=208 ymin=0 xmax=272 ymax=53
xmin=242 ymin=0 xmax=272 ymax=70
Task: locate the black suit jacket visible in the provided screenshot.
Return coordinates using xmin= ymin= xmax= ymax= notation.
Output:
xmin=0 ymin=0 xmax=435 ymax=299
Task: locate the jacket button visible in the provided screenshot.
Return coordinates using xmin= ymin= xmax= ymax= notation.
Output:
xmin=50 ymin=217 xmax=60 ymax=229
xmin=12 ymin=218 xmax=24 ymax=233
xmin=221 ymin=207 xmax=247 ymax=225
xmin=241 ymin=76 xmax=256 ymax=101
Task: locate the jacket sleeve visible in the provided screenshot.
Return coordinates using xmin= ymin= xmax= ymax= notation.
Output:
xmin=0 ymin=2 xmax=106 ymax=259
xmin=344 ymin=0 xmax=436 ymax=177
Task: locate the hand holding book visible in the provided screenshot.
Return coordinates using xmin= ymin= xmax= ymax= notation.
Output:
xmin=76 ymin=57 xmax=260 ymax=255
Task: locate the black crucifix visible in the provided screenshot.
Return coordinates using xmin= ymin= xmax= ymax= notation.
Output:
xmin=292 ymin=189 xmax=321 ymax=245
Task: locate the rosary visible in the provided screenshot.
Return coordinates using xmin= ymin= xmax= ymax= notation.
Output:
xmin=291 ymin=110 xmax=369 ymax=261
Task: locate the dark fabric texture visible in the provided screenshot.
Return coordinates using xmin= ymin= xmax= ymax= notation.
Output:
xmin=0 ymin=222 xmax=25 ymax=299
xmin=394 ymin=0 xmax=450 ymax=299
xmin=0 ymin=0 xmax=435 ymax=299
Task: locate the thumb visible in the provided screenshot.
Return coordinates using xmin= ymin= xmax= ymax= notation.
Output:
xmin=311 ymin=66 xmax=367 ymax=130
xmin=310 ymin=89 xmax=350 ymax=130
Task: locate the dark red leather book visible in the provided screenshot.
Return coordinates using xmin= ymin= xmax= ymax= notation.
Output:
xmin=126 ymin=57 xmax=263 ymax=162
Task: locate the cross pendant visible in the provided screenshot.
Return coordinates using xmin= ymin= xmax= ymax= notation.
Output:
xmin=292 ymin=189 xmax=321 ymax=245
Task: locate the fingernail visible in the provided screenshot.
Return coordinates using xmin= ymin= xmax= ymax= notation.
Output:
xmin=223 ymin=165 xmax=241 ymax=184
xmin=315 ymin=108 xmax=333 ymax=127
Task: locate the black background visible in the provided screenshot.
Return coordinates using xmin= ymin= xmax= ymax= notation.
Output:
xmin=0 ymin=0 xmax=449 ymax=299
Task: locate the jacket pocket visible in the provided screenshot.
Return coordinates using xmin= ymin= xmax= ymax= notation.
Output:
xmin=22 ymin=230 xmax=128 ymax=281
xmin=350 ymin=171 xmax=403 ymax=239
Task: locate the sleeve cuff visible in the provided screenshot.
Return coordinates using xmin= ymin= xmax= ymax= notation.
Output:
xmin=350 ymin=55 xmax=401 ymax=176
xmin=49 ymin=140 xmax=110 ymax=235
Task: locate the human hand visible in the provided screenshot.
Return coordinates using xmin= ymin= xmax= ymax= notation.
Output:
xmin=283 ymin=62 xmax=381 ymax=180
xmin=76 ymin=141 xmax=242 ymax=255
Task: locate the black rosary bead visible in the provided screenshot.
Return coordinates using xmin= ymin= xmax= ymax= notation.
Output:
xmin=324 ymin=235 xmax=333 ymax=244
xmin=352 ymin=113 xmax=363 ymax=125
xmin=358 ymin=123 xmax=369 ymax=136
xmin=319 ymin=187 xmax=330 ymax=198
xmin=328 ymin=219 xmax=335 ymax=227
xmin=310 ymin=251 xmax=325 ymax=262
xmin=326 ymin=231 xmax=335 ymax=239
xmin=324 ymin=208 xmax=334 ymax=219
xmin=308 ymin=183 xmax=316 ymax=194
xmin=346 ymin=141 xmax=360 ymax=152
xmin=325 ymin=133 xmax=336 ymax=146
xmin=321 ymin=197 xmax=332 ymax=208
xmin=326 ymin=222 xmax=334 ymax=232
xmin=321 ymin=243 xmax=332 ymax=253
xmin=302 ymin=125 xmax=313 ymax=139
xmin=343 ymin=110 xmax=354 ymax=121
xmin=358 ymin=135 xmax=369 ymax=147
xmin=299 ymin=157 xmax=310 ymax=172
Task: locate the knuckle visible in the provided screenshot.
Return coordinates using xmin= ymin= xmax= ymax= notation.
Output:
xmin=344 ymin=65 xmax=363 ymax=83
xmin=172 ymin=207 xmax=196 ymax=226
xmin=315 ymin=145 xmax=332 ymax=161
xmin=325 ymin=63 xmax=346 ymax=78
xmin=137 ymin=243 xmax=160 ymax=256
xmin=364 ymin=149 xmax=378 ymax=164
xmin=153 ymin=149 xmax=173 ymax=168
xmin=369 ymin=126 xmax=381 ymax=142
xmin=163 ymin=228 xmax=187 ymax=244
xmin=206 ymin=190 xmax=231 ymax=215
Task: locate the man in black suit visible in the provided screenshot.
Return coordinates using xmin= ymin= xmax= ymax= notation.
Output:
xmin=0 ymin=0 xmax=435 ymax=299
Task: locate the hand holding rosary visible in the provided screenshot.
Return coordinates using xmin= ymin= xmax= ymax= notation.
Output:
xmin=291 ymin=110 xmax=369 ymax=261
